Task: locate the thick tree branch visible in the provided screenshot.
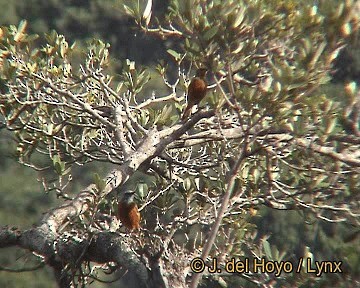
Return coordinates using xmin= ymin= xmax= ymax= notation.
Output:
xmin=0 ymin=226 xmax=149 ymax=287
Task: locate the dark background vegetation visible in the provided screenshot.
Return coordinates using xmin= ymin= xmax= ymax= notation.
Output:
xmin=0 ymin=0 xmax=359 ymax=287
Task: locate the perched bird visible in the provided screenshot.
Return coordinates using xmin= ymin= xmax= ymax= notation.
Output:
xmin=117 ymin=191 xmax=141 ymax=230
xmin=182 ymin=68 xmax=208 ymax=120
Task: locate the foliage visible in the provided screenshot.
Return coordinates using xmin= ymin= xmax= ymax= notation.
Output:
xmin=0 ymin=0 xmax=170 ymax=66
xmin=0 ymin=0 xmax=359 ymax=287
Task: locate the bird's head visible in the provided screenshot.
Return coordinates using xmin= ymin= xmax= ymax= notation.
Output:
xmin=121 ymin=190 xmax=136 ymax=204
xmin=196 ymin=68 xmax=208 ymax=78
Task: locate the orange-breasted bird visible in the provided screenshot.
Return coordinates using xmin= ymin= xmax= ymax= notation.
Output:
xmin=182 ymin=68 xmax=208 ymax=120
xmin=117 ymin=191 xmax=141 ymax=230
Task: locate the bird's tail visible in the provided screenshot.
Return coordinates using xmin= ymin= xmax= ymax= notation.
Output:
xmin=181 ymin=104 xmax=192 ymax=121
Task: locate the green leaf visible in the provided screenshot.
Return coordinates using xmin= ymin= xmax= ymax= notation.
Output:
xmin=14 ymin=20 xmax=27 ymax=42
xmin=241 ymin=163 xmax=250 ymax=180
xmin=167 ymin=49 xmax=181 ymax=61
xmin=139 ymin=109 xmax=150 ymax=126
xmin=232 ymin=8 xmax=246 ymax=28
xmin=93 ymin=173 xmax=106 ymax=192
xmin=184 ymin=0 xmax=193 ymax=23
xmin=54 ymin=162 xmax=62 ymax=175
xmin=155 ymin=105 xmax=173 ymax=125
xmin=17 ymin=20 xmax=27 ymax=33
xmin=123 ymin=4 xmax=135 ymax=17
xmin=60 ymin=39 xmax=68 ymax=58
xmin=47 ymin=123 xmax=54 ymax=135
xmin=62 ymin=167 xmax=71 ymax=176
xmin=308 ymin=42 xmax=326 ymax=69
xmin=52 ymin=155 xmax=65 ymax=175
xmin=137 ymin=182 xmax=148 ymax=199
xmin=183 ymin=177 xmax=192 ymax=191
xmin=263 ymin=239 xmax=273 ymax=260
xmin=324 ymin=117 xmax=337 ymax=135
xmin=203 ymin=26 xmax=219 ymax=41
xmin=23 ymin=34 xmax=39 ymax=43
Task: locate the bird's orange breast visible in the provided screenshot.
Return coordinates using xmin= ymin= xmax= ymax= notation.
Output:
xmin=188 ymin=78 xmax=207 ymax=101
xmin=182 ymin=76 xmax=208 ymax=120
xmin=117 ymin=202 xmax=141 ymax=230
